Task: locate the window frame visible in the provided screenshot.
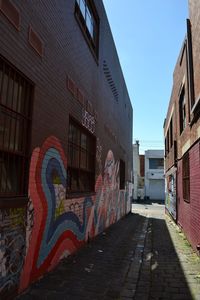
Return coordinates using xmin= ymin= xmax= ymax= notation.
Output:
xmin=67 ymin=117 xmax=96 ymax=196
xmin=179 ymin=86 xmax=186 ymax=134
xmin=74 ymin=0 xmax=100 ymax=61
xmin=182 ymin=152 xmax=190 ymax=202
xmin=0 ymin=55 xmax=34 ymax=207
xmin=170 ymin=116 xmax=173 ymax=148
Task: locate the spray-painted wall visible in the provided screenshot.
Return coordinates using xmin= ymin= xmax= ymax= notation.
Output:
xmin=0 ymin=136 xmax=131 ymax=297
xmin=165 ymin=171 xmax=177 ymax=220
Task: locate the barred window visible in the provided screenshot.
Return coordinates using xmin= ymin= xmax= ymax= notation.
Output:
xmin=67 ymin=118 xmax=95 ymax=194
xmin=182 ymin=152 xmax=190 ymax=202
xmin=0 ymin=56 xmax=33 ymax=199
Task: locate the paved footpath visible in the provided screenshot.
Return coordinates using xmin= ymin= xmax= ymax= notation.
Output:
xmin=18 ymin=203 xmax=200 ymax=300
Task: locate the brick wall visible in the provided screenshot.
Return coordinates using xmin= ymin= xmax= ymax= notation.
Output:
xmin=177 ymin=141 xmax=200 ymax=252
xmin=189 ymin=0 xmax=200 ymax=101
xmin=0 ymin=0 xmax=133 ymax=297
xmin=164 ymin=0 xmax=200 ymax=253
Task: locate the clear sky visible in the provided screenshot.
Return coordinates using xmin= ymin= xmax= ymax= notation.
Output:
xmin=102 ymin=0 xmax=188 ymax=154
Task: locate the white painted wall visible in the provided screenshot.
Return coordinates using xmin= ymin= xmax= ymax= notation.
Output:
xmin=144 ymin=150 xmax=165 ymax=200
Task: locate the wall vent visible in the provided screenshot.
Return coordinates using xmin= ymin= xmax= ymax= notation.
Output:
xmin=103 ymin=60 xmax=118 ymax=102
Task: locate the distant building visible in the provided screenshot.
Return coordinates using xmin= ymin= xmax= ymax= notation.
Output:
xmin=164 ymin=0 xmax=200 ymax=254
xmin=144 ymin=150 xmax=165 ymax=200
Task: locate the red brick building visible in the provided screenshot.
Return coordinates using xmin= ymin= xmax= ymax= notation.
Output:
xmin=0 ymin=0 xmax=133 ymax=298
xmin=164 ymin=0 xmax=200 ymax=254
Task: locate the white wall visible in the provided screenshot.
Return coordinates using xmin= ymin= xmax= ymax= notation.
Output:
xmin=145 ymin=150 xmax=165 ymax=200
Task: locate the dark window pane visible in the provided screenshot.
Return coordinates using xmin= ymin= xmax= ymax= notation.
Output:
xmin=81 ymin=133 xmax=87 ymax=149
xmin=0 ymin=153 xmax=22 ymax=195
xmin=70 ymin=169 xmax=79 ymax=191
xmin=0 ymin=56 xmax=33 ymax=198
xmin=80 ymin=149 xmax=87 ymax=169
xmin=1 ymin=70 xmax=9 ymax=106
xmin=149 ymin=158 xmax=164 ymax=169
xmin=72 ymin=146 xmax=80 ymax=168
xmin=67 ymin=119 xmax=95 ymax=193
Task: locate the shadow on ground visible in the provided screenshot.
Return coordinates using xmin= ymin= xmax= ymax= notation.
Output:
xmin=17 ymin=210 xmax=194 ymax=300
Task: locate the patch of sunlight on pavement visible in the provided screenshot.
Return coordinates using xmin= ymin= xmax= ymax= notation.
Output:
xmin=131 ymin=203 xmax=165 ymax=220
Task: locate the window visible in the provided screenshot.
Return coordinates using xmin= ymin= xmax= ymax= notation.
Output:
xmin=165 ymin=131 xmax=169 ymax=156
xmin=170 ymin=117 xmax=173 ymax=148
xmin=0 ymin=56 xmax=33 ymax=199
xmin=182 ymin=152 xmax=190 ymax=202
xmin=67 ymin=118 xmax=96 ymax=194
xmin=167 ymin=131 xmax=170 ymax=153
xmin=149 ymin=158 xmax=164 ymax=170
xmin=179 ymin=87 xmax=186 ymax=134
xmin=165 ymin=137 xmax=168 ymax=156
xmin=75 ymin=0 xmax=99 ymax=59
xmin=119 ymin=159 xmax=125 ymax=189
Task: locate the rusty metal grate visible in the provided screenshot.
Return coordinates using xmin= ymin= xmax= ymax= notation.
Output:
xmin=0 ymin=56 xmax=33 ymax=197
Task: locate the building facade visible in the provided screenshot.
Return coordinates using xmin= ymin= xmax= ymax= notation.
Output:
xmin=0 ymin=0 xmax=133 ymax=298
xmin=164 ymin=0 xmax=200 ymax=253
xmin=144 ymin=150 xmax=165 ymax=201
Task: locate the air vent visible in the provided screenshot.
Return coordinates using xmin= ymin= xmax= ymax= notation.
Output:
xmin=103 ymin=60 xmax=118 ymax=102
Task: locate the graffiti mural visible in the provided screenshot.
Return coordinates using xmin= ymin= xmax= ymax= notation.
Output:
xmin=0 ymin=136 xmax=130 ymax=296
xmin=165 ymin=171 xmax=177 ymax=220
xmin=96 ymin=137 xmax=103 ymax=174
xmin=0 ymin=208 xmax=26 ymax=296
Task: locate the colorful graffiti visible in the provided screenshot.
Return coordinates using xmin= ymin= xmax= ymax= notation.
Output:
xmin=0 ymin=136 xmax=130 ymax=296
xmin=165 ymin=171 xmax=177 ymax=220
xmin=0 ymin=208 xmax=26 ymax=295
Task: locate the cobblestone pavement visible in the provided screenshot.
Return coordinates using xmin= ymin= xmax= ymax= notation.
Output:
xmin=18 ymin=203 xmax=200 ymax=300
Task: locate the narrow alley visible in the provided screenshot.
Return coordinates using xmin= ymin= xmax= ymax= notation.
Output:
xmin=17 ymin=203 xmax=200 ymax=300
xmin=1 ymin=1 xmax=200 ymax=300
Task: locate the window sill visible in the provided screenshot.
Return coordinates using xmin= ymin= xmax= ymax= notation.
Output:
xmin=183 ymin=198 xmax=190 ymax=204
xmin=0 ymin=196 xmax=29 ymax=208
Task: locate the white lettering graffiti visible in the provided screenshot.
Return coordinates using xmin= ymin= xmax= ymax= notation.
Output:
xmin=82 ymin=109 xmax=95 ymax=133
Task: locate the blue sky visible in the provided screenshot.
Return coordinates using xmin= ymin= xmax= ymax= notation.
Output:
xmin=103 ymin=0 xmax=188 ymax=153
